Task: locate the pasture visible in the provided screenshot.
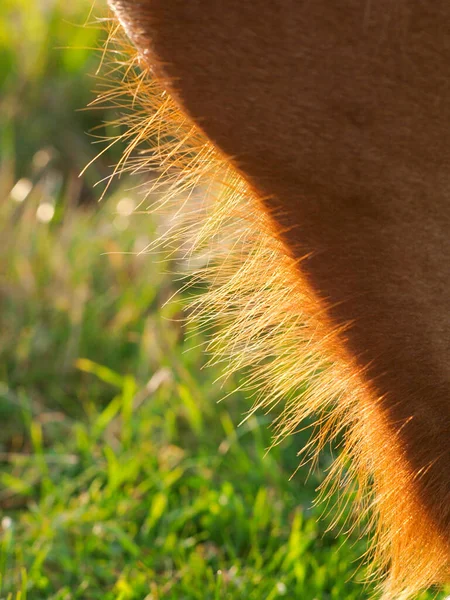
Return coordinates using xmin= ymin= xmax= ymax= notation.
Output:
xmin=0 ymin=1 xmax=447 ymax=598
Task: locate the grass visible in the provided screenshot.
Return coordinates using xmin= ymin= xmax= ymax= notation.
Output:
xmin=0 ymin=177 xmax=374 ymax=600
xmin=0 ymin=1 xmax=448 ymax=599
xmin=0 ymin=170 xmax=373 ymax=600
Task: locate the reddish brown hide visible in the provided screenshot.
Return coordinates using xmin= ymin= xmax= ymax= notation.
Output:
xmin=108 ymin=1 xmax=450 ymax=597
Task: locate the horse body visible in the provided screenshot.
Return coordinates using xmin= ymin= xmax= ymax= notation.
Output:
xmin=108 ymin=2 xmax=450 ymax=597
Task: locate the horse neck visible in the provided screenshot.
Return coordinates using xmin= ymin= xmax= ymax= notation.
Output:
xmin=109 ymin=1 xmax=450 ymax=596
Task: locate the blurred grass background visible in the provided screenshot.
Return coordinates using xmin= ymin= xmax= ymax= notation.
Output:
xmin=0 ymin=1 xmax=447 ymax=599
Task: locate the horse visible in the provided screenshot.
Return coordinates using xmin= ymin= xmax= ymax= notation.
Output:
xmin=103 ymin=2 xmax=450 ymax=597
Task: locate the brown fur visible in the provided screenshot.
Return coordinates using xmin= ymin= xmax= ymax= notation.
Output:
xmin=102 ymin=2 xmax=450 ymax=598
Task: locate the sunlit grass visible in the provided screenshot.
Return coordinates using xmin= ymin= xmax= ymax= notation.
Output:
xmin=0 ymin=179 xmax=372 ymax=599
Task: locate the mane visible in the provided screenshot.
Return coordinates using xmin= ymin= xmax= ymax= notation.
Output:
xmin=88 ymin=18 xmax=449 ymax=600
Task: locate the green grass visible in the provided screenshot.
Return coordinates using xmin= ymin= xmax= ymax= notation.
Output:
xmin=0 ymin=1 xmax=448 ymax=599
xmin=0 ymin=172 xmax=374 ymax=600
xmin=0 ymin=178 xmax=374 ymax=600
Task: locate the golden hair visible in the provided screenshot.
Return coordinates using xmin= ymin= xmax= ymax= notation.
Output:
xmin=89 ymin=20 xmax=450 ymax=599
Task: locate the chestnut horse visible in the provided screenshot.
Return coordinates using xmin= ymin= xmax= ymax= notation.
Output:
xmin=106 ymin=2 xmax=450 ymax=598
